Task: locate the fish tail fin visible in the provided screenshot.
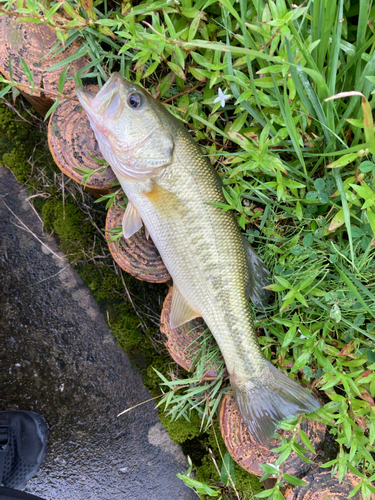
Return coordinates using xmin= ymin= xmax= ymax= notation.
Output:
xmin=230 ymin=361 xmax=320 ymax=445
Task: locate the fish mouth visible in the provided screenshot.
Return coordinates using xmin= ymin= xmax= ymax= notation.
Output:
xmin=95 ymin=72 xmax=123 ymax=99
xmin=76 ymin=72 xmax=124 ymax=117
xmin=75 ymin=86 xmax=93 ymax=110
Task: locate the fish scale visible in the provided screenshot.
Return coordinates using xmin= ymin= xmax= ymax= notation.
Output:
xmin=127 ymin=128 xmax=254 ymax=377
xmin=76 ymin=73 xmax=321 ymax=444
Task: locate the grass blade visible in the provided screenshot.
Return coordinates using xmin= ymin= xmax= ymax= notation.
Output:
xmin=58 ymin=65 xmax=69 ymax=93
xmin=46 ymin=49 xmax=87 ymax=72
xmin=332 ymin=168 xmax=356 ymax=269
xmin=43 ymin=98 xmax=60 ymax=121
xmin=20 ymin=57 xmax=34 ymax=85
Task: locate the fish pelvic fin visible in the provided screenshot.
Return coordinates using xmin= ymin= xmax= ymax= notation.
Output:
xmin=122 ymin=201 xmax=143 ymax=239
xmin=230 ymin=361 xmax=321 ymax=446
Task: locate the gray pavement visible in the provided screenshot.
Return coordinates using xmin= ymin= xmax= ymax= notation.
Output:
xmin=0 ymin=166 xmax=196 ymax=500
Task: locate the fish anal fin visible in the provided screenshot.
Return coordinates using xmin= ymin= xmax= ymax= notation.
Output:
xmin=170 ymin=288 xmax=200 ymax=329
xmin=242 ymin=235 xmax=271 ymax=310
xmin=122 ymin=201 xmax=143 ymax=239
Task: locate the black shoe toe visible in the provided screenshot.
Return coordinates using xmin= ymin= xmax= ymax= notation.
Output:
xmin=0 ymin=411 xmax=48 ymax=490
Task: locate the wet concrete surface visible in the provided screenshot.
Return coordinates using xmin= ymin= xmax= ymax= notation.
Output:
xmin=0 ymin=166 xmax=196 ymax=500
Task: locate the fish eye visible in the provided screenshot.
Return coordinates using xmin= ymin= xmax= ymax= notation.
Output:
xmin=127 ymin=93 xmax=143 ymax=109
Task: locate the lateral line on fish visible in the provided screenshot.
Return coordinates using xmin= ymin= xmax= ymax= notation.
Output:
xmin=173 ymin=148 xmax=225 ymax=305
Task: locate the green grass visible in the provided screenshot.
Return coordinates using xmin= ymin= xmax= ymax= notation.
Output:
xmin=2 ymin=0 xmax=375 ymax=498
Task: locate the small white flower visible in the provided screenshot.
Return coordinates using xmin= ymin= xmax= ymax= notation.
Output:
xmin=298 ymin=328 xmax=308 ymax=339
xmin=214 ymin=88 xmax=232 ymax=107
xmin=267 ymin=463 xmax=280 ymax=474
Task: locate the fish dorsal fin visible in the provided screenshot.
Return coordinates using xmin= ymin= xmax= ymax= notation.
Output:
xmin=122 ymin=201 xmax=143 ymax=239
xmin=170 ymin=287 xmax=200 ymax=329
xmin=242 ymin=235 xmax=271 ymax=310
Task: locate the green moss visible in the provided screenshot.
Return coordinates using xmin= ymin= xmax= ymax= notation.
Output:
xmin=83 ymin=266 xmax=123 ymax=300
xmin=112 ymin=308 xmax=145 ymax=350
xmin=196 ymin=455 xmax=263 ymax=499
xmin=159 ymin=409 xmax=202 ymax=444
xmin=1 ymin=149 xmax=31 ymax=183
xmin=0 ymin=102 xmax=34 ymax=184
xmin=0 ymin=103 xmax=30 ymax=154
xmin=42 ymin=199 xmax=94 ymax=257
xmin=42 ymin=199 xmax=82 ymax=238
xmin=0 ymin=97 xmax=60 ymax=187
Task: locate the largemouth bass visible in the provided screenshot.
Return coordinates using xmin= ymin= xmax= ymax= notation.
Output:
xmin=76 ymin=73 xmax=320 ymax=444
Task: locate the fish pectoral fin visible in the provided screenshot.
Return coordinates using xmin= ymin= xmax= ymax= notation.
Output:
xmin=144 ymin=182 xmax=188 ymax=221
xmin=170 ymin=288 xmax=200 ymax=329
xmin=122 ymin=201 xmax=143 ymax=239
xmin=242 ymin=235 xmax=271 ymax=310
xmin=144 ymin=182 xmax=179 ymax=205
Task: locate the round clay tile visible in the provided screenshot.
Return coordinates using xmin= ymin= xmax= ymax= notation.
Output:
xmin=105 ymin=195 xmax=171 ymax=283
xmin=0 ymin=16 xmax=86 ymax=115
xmin=48 ymin=85 xmax=117 ymax=194
xmin=219 ymin=393 xmax=326 ymax=476
xmin=284 ymin=469 xmax=374 ymax=500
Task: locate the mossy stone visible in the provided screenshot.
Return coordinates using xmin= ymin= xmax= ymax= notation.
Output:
xmin=1 ymin=150 xmax=31 ymax=183
xmin=0 ymin=101 xmax=32 ymax=183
